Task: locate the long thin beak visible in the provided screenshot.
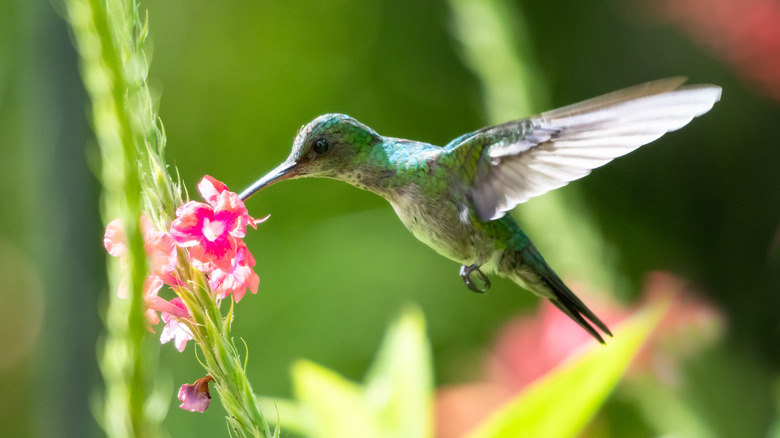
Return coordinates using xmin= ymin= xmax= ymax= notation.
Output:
xmin=239 ymin=160 xmax=297 ymax=200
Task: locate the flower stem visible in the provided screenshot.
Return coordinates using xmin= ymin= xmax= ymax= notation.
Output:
xmin=178 ymin=274 xmax=273 ymax=437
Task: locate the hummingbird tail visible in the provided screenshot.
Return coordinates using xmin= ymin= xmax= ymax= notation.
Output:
xmin=500 ymin=245 xmax=613 ymax=344
xmin=544 ymin=273 xmax=613 ymax=345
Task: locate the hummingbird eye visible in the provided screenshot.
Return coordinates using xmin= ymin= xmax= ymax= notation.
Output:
xmin=312 ymin=137 xmax=330 ymax=155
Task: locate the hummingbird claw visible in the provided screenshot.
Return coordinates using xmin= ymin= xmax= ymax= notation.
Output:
xmin=460 ymin=263 xmax=491 ymax=293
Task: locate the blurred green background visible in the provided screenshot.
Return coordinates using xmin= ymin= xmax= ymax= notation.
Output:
xmin=2 ymin=0 xmax=779 ymax=436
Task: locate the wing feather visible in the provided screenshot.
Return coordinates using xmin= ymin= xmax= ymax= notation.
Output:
xmin=466 ymin=78 xmax=721 ymax=220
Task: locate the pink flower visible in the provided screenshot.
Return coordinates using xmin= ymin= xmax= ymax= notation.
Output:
xmin=208 ymin=241 xmax=260 ymax=302
xmin=104 ymin=219 xmax=126 ymax=257
xmin=160 ymin=297 xmax=193 ymax=352
xmin=103 ymin=215 xmax=179 ymax=299
xmin=485 ymin=292 xmax=625 ymax=392
xmin=170 ymin=175 xmax=261 ymax=272
xmin=143 ymin=274 xmax=164 ymax=326
xmin=197 ymin=175 xmax=230 ymax=205
xmin=141 ymin=215 xmax=177 ymax=280
xmin=178 ymin=375 xmax=214 ymax=413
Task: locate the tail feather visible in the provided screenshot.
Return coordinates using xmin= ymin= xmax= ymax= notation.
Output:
xmin=500 ymin=244 xmax=613 ymax=344
xmin=545 ymin=274 xmax=612 ymax=345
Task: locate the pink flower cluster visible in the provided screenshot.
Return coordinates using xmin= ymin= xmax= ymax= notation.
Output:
xmin=103 ymin=175 xmax=266 ymax=352
xmin=171 ymin=176 xmax=267 ymax=302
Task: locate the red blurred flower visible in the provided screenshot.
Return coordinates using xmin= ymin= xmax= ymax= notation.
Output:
xmin=651 ymin=0 xmax=780 ymax=101
xmin=178 ymin=375 xmax=214 ymax=413
xmin=485 ymin=291 xmax=625 ymax=392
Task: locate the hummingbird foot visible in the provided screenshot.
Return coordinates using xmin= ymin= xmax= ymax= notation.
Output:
xmin=460 ymin=263 xmax=491 ymax=293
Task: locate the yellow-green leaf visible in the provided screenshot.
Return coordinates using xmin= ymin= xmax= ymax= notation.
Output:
xmin=292 ymin=359 xmax=380 ymax=438
xmin=467 ymin=300 xmax=668 ymax=438
xmin=286 ymin=306 xmax=434 ymax=438
xmin=364 ymin=305 xmax=433 ymax=438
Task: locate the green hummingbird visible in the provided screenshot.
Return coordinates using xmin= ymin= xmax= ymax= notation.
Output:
xmin=240 ymin=78 xmax=721 ymax=344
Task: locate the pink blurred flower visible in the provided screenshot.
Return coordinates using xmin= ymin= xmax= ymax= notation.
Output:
xmin=104 ymin=219 xmax=126 ymax=257
xmin=143 ymin=275 xmax=193 ymax=335
xmin=103 ymin=215 xmax=179 ymax=299
xmin=142 ymin=274 xmax=164 ymax=326
xmin=435 ymin=272 xmax=722 ymax=438
xmin=170 ymin=175 xmax=261 ymax=272
xmin=630 ymin=273 xmax=723 ymax=385
xmin=208 ymin=241 xmax=260 ymax=303
xmin=141 ymin=215 xmax=177 ymax=280
xmin=160 ymin=297 xmax=193 ymax=352
xmin=485 ymin=291 xmax=625 ymax=392
xmin=178 ymin=375 xmax=214 ymax=413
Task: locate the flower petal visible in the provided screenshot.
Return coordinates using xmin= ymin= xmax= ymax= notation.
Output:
xmin=213 ymin=191 xmax=250 ymax=239
xmin=249 ymin=213 xmax=271 ymax=229
xmin=198 ymin=175 xmax=229 ymax=206
xmin=208 ymin=242 xmax=260 ymax=302
xmin=160 ymin=297 xmax=193 ymax=352
xmin=104 ymin=219 xmax=126 ymax=257
xmin=171 ymin=201 xmax=214 ymax=247
xmin=178 ymin=375 xmax=214 ymax=413
xmin=141 ymin=215 xmax=178 ymax=276
xmin=188 ymin=235 xmax=237 ymax=272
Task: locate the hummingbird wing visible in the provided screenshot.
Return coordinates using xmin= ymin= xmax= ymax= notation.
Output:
xmin=460 ymin=78 xmax=722 ymax=221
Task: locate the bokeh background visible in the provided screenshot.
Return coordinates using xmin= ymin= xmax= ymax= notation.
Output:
xmin=2 ymin=0 xmax=779 ymax=436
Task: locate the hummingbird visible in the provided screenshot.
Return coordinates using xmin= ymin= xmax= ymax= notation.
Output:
xmin=240 ymin=78 xmax=721 ymax=344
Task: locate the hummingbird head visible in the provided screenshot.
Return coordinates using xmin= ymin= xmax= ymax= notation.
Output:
xmin=239 ymin=114 xmax=382 ymax=200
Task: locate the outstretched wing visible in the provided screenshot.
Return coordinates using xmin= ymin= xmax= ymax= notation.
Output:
xmin=460 ymin=78 xmax=722 ymax=221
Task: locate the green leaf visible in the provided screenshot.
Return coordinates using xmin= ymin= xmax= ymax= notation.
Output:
xmin=364 ymin=305 xmax=433 ymax=438
xmin=282 ymin=305 xmax=434 ymax=438
xmin=257 ymin=397 xmax=308 ymax=436
xmin=291 ymin=359 xmax=379 ymax=438
xmin=467 ymin=300 xmax=668 ymax=438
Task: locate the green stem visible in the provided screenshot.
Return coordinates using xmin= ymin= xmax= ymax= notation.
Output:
xmin=66 ymin=0 xmax=161 ymax=436
xmin=91 ymin=0 xmax=148 ymax=429
xmin=179 ymin=273 xmax=273 ymax=437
